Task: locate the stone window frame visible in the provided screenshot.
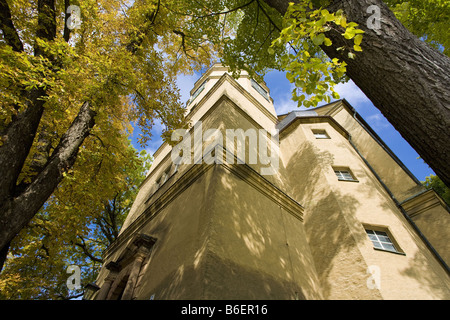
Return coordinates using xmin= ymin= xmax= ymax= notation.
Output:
xmin=364 ymin=225 xmax=405 ymax=256
xmin=95 ymin=234 xmax=157 ymax=300
xmin=312 ymin=129 xmax=330 ymax=139
xmin=250 ymin=78 xmax=270 ymax=101
xmin=155 ymin=164 xmax=178 ymax=191
xmin=333 ymin=166 xmax=359 ymax=182
xmin=188 ymin=79 xmax=207 ymax=105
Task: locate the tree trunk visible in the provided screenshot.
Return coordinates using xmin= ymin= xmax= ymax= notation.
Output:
xmin=264 ymin=0 xmax=450 ymax=187
xmin=0 ymin=102 xmax=96 ymax=255
xmin=0 ymin=0 xmax=162 ymax=269
xmin=0 ymin=241 xmax=10 ymax=272
xmin=0 ymin=89 xmax=46 ymax=205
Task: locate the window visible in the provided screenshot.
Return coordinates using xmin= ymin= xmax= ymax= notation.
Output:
xmin=312 ymin=129 xmax=330 ymax=139
xmin=96 ymin=234 xmax=157 ymax=300
xmin=366 ymin=229 xmax=400 ymax=253
xmin=251 ymin=79 xmax=270 ymax=101
xmin=155 ymin=166 xmax=172 ymax=189
xmin=109 ymin=274 xmax=129 ymax=300
xmin=334 ymin=169 xmax=357 ymax=182
xmin=188 ymin=80 xmax=207 ymax=105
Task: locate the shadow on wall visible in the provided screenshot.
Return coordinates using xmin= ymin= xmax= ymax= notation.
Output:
xmin=205 ymin=164 xmax=313 ymax=299
xmin=127 ymin=97 xmax=448 ymax=300
xmin=400 ymin=250 xmax=450 ymax=299
xmin=135 ymin=172 xmax=209 ymax=300
xmin=283 ymin=142 xmax=383 ymax=299
xmin=283 ymin=141 xmax=450 ymax=299
xmin=138 ymin=164 xmax=308 ymax=300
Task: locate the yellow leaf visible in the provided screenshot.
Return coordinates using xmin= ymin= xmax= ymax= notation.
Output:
xmin=354 ymin=34 xmax=363 ymax=46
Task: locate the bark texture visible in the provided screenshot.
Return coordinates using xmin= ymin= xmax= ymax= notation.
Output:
xmin=0 ymin=0 xmax=97 ymax=262
xmin=264 ymin=0 xmax=450 ymax=187
xmin=0 ymin=102 xmax=96 ymax=256
xmin=0 ymin=0 xmax=161 ymax=266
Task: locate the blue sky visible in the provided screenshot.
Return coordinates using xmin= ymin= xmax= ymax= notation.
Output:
xmin=131 ymin=69 xmax=434 ymax=182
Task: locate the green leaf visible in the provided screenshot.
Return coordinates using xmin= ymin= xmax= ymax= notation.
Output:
xmin=312 ymin=33 xmax=325 ymax=46
xmin=332 ymin=91 xmax=340 ymax=99
xmin=353 ymin=44 xmax=362 ymax=52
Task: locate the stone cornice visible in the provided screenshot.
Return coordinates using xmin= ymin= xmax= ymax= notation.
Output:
xmin=401 ymin=189 xmax=450 ymax=218
xmin=138 ymin=94 xmax=269 ymax=190
xmin=104 ymin=146 xmax=304 ymax=260
xmin=278 ymin=115 xmax=350 ymax=140
xmin=186 ymin=72 xmax=278 ymax=124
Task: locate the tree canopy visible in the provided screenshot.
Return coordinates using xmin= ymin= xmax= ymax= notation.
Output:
xmin=0 ymin=0 xmax=220 ymax=261
xmin=0 ymin=141 xmax=150 ymax=299
xmin=0 ymin=0 xmax=448 ymax=299
xmin=0 ymin=0 xmax=217 ymax=296
xmin=423 ymin=175 xmax=450 ymax=206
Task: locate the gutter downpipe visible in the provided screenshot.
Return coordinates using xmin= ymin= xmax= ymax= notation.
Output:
xmin=349 ymin=113 xmax=450 ymax=275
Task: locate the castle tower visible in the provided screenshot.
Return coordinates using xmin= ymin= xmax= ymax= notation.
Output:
xmin=89 ymin=64 xmax=450 ymax=300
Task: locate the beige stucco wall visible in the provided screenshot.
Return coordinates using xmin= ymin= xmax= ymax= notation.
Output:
xmin=96 ymin=66 xmax=450 ymax=301
xmin=98 ymin=167 xmax=215 ymax=299
xmin=199 ymin=165 xmax=321 ymax=300
xmin=279 ymin=120 xmax=383 ymax=299
xmin=279 ymin=118 xmax=450 ymax=299
xmin=315 ymin=103 xmax=424 ymax=202
xmin=186 ymin=64 xmax=275 ymax=118
xmin=107 ymin=90 xmax=314 ymax=299
xmin=99 ymin=162 xmax=321 ymax=300
xmin=402 ymin=190 xmax=450 ymax=265
xmin=123 ymin=89 xmax=280 ymax=231
xmin=143 ymin=69 xmax=278 ymax=180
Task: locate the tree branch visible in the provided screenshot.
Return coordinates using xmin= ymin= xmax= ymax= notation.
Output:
xmin=125 ymin=0 xmax=161 ymax=54
xmin=62 ymin=292 xmax=85 ymax=300
xmin=63 ymin=0 xmax=71 ymax=42
xmin=34 ymin=0 xmax=57 ymax=56
xmin=0 ymin=0 xmax=58 ymax=204
xmin=74 ymin=236 xmax=103 ymax=264
xmin=173 ymin=29 xmax=199 ymax=61
xmin=166 ymin=0 xmax=256 ymax=20
xmin=0 ymin=0 xmax=24 ymax=52
xmin=0 ymin=88 xmax=47 ymax=203
xmin=0 ymin=101 xmax=96 ymax=251
xmin=256 ymin=0 xmax=282 ymax=32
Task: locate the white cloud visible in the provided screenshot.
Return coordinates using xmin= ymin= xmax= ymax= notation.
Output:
xmin=273 ymin=83 xmax=298 ymax=115
xmin=264 ymin=70 xmax=306 ymax=115
xmin=267 ymin=70 xmax=372 ymax=116
xmin=333 ymin=80 xmax=371 ymax=107
xmin=366 ymin=112 xmax=391 ymax=130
